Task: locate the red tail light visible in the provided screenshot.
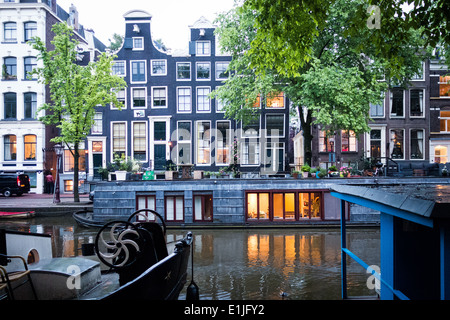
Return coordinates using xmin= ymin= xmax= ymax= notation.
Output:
xmin=17 ymin=176 xmax=20 ymax=187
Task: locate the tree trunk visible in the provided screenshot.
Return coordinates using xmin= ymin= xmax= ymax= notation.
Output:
xmin=73 ymin=144 xmax=80 ymax=203
xmin=298 ymin=106 xmax=313 ymax=166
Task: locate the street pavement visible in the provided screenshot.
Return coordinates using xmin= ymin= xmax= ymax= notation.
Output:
xmin=0 ymin=192 xmax=92 ymax=213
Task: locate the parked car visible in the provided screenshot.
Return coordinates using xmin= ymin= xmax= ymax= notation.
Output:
xmin=0 ymin=174 xmax=31 ymax=197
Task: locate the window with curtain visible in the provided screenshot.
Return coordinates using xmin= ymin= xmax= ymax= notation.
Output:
xmin=319 ymin=130 xmax=335 ymax=152
xmin=410 ymin=89 xmax=424 ymax=117
xmin=133 ymin=122 xmax=146 ymax=161
xmin=410 ymin=129 xmax=424 ymax=160
xmin=4 ymin=135 xmax=16 ymax=161
xmin=196 ymin=121 xmax=210 ymax=164
xmin=112 ymin=122 xmax=126 ymax=157
xmin=341 ymin=130 xmax=357 ymax=152
xmin=390 ymin=129 xmax=404 ymax=159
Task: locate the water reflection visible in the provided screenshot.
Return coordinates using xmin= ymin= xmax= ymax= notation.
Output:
xmin=1 ymin=217 xmax=380 ymax=300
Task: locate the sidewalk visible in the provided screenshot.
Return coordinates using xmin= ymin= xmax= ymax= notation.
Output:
xmin=0 ymin=192 xmax=92 ymax=213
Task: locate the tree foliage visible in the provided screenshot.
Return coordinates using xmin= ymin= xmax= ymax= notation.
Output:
xmin=213 ymin=0 xmax=427 ymax=165
xmin=31 ymin=22 xmax=127 ymax=202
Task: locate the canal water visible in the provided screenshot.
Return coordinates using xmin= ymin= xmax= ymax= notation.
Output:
xmin=1 ymin=215 xmax=380 ymax=300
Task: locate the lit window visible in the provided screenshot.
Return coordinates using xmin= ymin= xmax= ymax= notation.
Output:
xmin=341 ymin=130 xmax=357 ymax=152
xmin=434 ymin=146 xmax=448 ymax=163
xmin=4 ymin=135 xmax=16 ymax=161
xmin=440 ymin=76 xmax=450 ymax=97
xmin=194 ymin=195 xmax=213 ymax=221
xmin=64 ymin=149 xmax=86 ymax=172
xmin=319 ymin=130 xmax=335 ymax=152
xmin=216 ymin=121 xmax=230 ymax=165
xmin=64 ymin=180 xmax=74 ymax=192
xmin=24 ymin=135 xmax=36 ymax=161
xmin=440 ymin=111 xmax=450 ymax=132
xmin=196 ymin=121 xmax=210 ymax=165
xmin=390 ymin=129 xmax=404 ymax=159
xmin=247 ymin=193 xmax=269 ymax=220
xmin=266 ymin=92 xmax=284 ymax=108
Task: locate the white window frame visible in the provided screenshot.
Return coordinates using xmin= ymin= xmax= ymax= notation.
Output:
xmin=132 ymin=121 xmax=148 ymax=162
xmin=409 ymin=88 xmax=425 ymax=118
xmin=176 ymin=87 xmax=192 ymax=113
xmin=410 ymin=128 xmax=425 ymax=161
xmin=112 ymin=61 xmax=126 ymax=77
xmin=130 ymin=60 xmax=147 ymax=84
xmin=176 ymin=62 xmax=191 ymax=81
xmin=110 ymin=121 xmax=128 ymax=161
xmin=389 ymin=128 xmax=405 ymax=160
xmin=111 ymin=88 xmax=127 ymax=110
xmin=411 ymin=62 xmax=425 ymax=81
xmin=215 ymin=120 xmax=231 ymax=166
xmin=151 ymin=86 xmax=168 ymax=109
xmin=91 ymin=112 xmax=103 ymax=134
xmin=176 ymin=121 xmax=192 ymax=165
xmin=196 ymin=41 xmax=211 ymax=56
xmin=196 ymin=87 xmax=211 ymax=113
xmin=131 ymin=87 xmax=147 ymax=109
xmin=241 ymin=141 xmax=260 ymax=166
xmin=215 ymin=62 xmax=230 ymax=80
xmin=151 ymin=59 xmax=167 ymax=76
xmin=265 ymin=114 xmax=285 ymax=138
xmin=389 ymin=88 xmax=405 ymax=119
xmin=195 ymin=120 xmax=211 ymax=166
xmin=241 ymin=117 xmax=261 ymax=138
xmin=132 ymin=37 xmax=144 ymax=51
xmin=196 ymin=62 xmax=211 ymax=81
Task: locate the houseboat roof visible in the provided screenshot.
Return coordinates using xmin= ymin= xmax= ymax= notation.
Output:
xmin=331 ymin=184 xmax=450 ymax=220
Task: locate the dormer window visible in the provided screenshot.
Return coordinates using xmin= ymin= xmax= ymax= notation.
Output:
xmin=133 ymin=37 xmax=144 ymax=50
xmin=196 ymin=41 xmax=210 ymax=56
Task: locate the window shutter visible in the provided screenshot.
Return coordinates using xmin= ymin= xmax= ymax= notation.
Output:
xmin=189 ymin=41 xmax=196 ymax=55
xmin=124 ymin=38 xmax=133 ymax=49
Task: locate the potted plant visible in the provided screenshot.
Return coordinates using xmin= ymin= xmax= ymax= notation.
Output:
xmin=98 ymin=167 xmax=109 ymax=181
xmin=292 ymin=170 xmax=301 ymax=179
xmin=165 ymin=160 xmax=178 ymax=180
xmin=328 ymin=165 xmax=339 ymax=177
xmin=301 ymin=164 xmax=311 ymax=178
xmin=317 ymin=168 xmax=327 ymax=178
xmin=442 ymin=166 xmax=448 ymax=176
xmin=112 ymin=154 xmax=133 ymax=180
xmin=310 ymin=167 xmax=317 ymax=178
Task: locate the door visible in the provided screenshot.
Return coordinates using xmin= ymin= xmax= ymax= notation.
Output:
xmin=154 ymin=145 xmax=166 ymax=170
xmin=93 ymin=154 xmax=103 ymax=179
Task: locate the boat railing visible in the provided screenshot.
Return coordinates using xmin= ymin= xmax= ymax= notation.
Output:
xmin=339 ymin=200 xmax=409 ymax=300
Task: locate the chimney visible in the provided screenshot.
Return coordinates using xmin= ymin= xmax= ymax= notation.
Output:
xmin=68 ymin=3 xmax=79 ymax=30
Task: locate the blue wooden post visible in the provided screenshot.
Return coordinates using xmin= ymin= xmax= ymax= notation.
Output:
xmin=441 ymin=226 xmax=450 ymax=300
xmin=380 ymin=212 xmax=394 ymax=300
xmin=340 ymin=199 xmax=347 ymax=299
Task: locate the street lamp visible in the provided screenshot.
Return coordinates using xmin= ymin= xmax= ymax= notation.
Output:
xmin=53 ymin=143 xmax=64 ymax=204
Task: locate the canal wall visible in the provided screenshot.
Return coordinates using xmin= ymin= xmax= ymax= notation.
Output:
xmin=91 ymin=177 xmax=450 ymax=226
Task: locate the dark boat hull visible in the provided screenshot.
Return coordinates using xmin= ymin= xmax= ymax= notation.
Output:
xmin=72 ymin=210 xmax=119 ymax=228
xmin=102 ymin=235 xmax=192 ymax=300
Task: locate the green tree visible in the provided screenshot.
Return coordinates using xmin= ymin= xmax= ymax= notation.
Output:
xmin=213 ymin=0 xmax=425 ymax=165
xmin=108 ymin=33 xmax=124 ymax=51
xmin=31 ymin=22 xmax=126 ymax=202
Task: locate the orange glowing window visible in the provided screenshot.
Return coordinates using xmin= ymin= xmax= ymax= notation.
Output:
xmin=440 ymin=76 xmax=450 ymax=97
xmin=266 ymin=92 xmax=284 ymax=108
